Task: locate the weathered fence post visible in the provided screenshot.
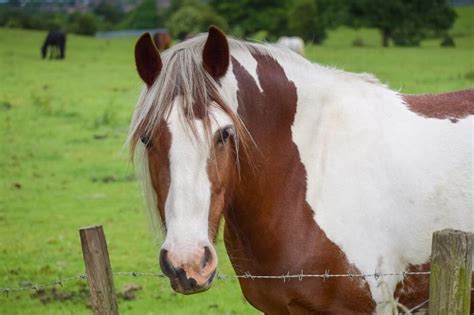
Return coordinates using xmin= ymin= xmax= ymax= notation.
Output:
xmin=429 ymin=229 xmax=472 ymax=315
xmin=80 ymin=225 xmax=119 ymax=315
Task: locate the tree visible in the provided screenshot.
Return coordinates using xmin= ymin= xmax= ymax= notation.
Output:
xmin=347 ymin=0 xmax=456 ymax=47
xmin=68 ymin=12 xmax=98 ymax=36
xmin=94 ymin=3 xmax=124 ymax=25
xmin=210 ymin=0 xmax=345 ymax=43
xmin=166 ymin=2 xmax=228 ymax=40
xmin=287 ymin=0 xmax=326 ymax=43
xmin=210 ymin=0 xmax=288 ymax=40
xmin=120 ymin=0 xmax=161 ymax=29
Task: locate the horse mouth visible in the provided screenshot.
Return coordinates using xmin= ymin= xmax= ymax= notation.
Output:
xmin=169 ymin=269 xmax=216 ymax=295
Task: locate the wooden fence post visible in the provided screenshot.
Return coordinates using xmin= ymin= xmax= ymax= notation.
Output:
xmin=429 ymin=229 xmax=472 ymax=315
xmin=80 ymin=225 xmax=119 ymax=315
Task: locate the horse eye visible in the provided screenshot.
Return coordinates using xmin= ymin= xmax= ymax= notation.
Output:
xmin=217 ymin=126 xmax=234 ymax=145
xmin=140 ymin=135 xmax=152 ymax=148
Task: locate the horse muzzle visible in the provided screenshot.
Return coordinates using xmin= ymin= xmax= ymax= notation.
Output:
xmin=159 ymin=246 xmax=218 ymax=294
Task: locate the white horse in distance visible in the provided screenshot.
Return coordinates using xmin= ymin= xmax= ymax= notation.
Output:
xmin=276 ymin=36 xmax=305 ymax=56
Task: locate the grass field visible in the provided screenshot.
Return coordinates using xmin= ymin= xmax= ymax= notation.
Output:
xmin=1 ymin=6 xmax=473 ymax=315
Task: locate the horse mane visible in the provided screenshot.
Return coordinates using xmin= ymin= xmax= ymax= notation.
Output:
xmin=127 ymin=33 xmax=387 ymax=154
xmin=127 ymin=34 xmax=301 ymax=160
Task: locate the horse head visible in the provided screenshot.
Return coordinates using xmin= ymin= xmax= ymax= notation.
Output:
xmin=131 ymin=27 xmax=245 ymax=294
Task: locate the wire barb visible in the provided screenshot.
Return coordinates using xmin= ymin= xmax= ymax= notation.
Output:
xmin=244 ymin=271 xmax=254 ymax=280
xmin=298 ymin=270 xmax=304 ymax=281
xmin=373 ymin=270 xmax=380 ymax=281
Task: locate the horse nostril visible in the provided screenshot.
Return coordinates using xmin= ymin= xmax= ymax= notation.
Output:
xmin=188 ymin=277 xmax=198 ymax=290
xmin=159 ymin=249 xmax=176 ymax=277
xmin=201 ymin=246 xmax=212 ymax=269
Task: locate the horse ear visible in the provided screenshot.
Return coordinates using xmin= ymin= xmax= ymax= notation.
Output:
xmin=135 ymin=33 xmax=162 ymax=87
xmin=203 ymin=26 xmax=229 ymax=79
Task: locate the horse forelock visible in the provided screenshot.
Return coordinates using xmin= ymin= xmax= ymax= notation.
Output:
xmin=127 ymin=34 xmax=299 ymax=165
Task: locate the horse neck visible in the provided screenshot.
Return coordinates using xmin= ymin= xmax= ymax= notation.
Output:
xmin=221 ymin=51 xmax=409 ymax=261
xmin=222 ymin=53 xmax=326 ymax=259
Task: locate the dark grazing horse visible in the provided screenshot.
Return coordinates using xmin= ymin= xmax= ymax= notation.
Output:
xmin=130 ymin=27 xmax=473 ymax=314
xmin=41 ymin=31 xmax=66 ymax=59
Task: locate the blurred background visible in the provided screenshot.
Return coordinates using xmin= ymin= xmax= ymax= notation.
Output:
xmin=0 ymin=0 xmax=472 ymax=46
xmin=0 ymin=0 xmax=473 ymax=314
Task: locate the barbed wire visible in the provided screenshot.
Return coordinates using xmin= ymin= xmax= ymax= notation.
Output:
xmin=0 ymin=270 xmax=431 ymax=295
xmin=2 ymin=270 xmax=472 ymax=315
xmin=225 ymin=270 xmax=431 ymax=282
xmin=0 ymin=274 xmax=87 ymax=296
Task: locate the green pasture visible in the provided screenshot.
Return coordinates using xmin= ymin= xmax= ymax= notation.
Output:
xmin=0 ymin=6 xmax=473 ymax=314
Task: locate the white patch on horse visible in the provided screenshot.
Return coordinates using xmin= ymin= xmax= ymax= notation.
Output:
xmin=230 ymin=50 xmax=263 ymax=93
xmin=162 ymin=101 xmax=211 ymax=254
xmin=278 ymin=58 xmax=473 ymax=312
xmin=161 ymin=97 xmax=234 ymax=256
xmin=219 ymin=62 xmax=240 ymax=113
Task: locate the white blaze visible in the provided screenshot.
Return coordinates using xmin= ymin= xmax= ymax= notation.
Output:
xmin=162 ymin=103 xmax=211 ymax=254
xmin=161 ymin=98 xmax=234 ymax=257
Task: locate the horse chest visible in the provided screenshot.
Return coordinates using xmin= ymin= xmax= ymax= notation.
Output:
xmin=223 ymin=213 xmax=375 ymax=314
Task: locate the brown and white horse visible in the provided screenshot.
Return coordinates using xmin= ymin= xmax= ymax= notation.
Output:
xmin=152 ymin=31 xmax=172 ymax=52
xmin=129 ymin=27 xmax=473 ymax=314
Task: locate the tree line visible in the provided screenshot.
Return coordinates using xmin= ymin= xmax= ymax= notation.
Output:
xmin=0 ymin=0 xmax=457 ymax=47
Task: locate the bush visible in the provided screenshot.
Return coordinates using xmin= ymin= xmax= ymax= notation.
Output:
xmin=391 ymin=23 xmax=423 ymax=46
xmin=0 ymin=7 xmax=53 ymax=30
xmin=166 ymin=4 xmax=227 ymax=40
xmin=0 ymin=7 xmax=100 ymax=35
xmin=440 ymin=34 xmax=455 ymax=47
xmin=68 ymin=13 xmax=98 ymax=36
xmin=352 ymin=37 xmax=365 ymax=47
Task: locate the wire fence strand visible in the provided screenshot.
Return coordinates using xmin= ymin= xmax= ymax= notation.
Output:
xmin=0 ymin=270 xmax=432 ymax=295
xmin=0 ymin=274 xmax=87 ymax=296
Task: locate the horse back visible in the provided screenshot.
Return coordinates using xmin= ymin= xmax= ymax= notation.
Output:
xmin=45 ymin=31 xmax=66 ymax=46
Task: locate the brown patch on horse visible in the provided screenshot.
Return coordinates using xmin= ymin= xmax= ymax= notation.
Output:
xmin=207 ymin=133 xmax=239 ymax=242
xmin=395 ymin=263 xmax=474 ymax=312
xmin=152 ymin=31 xmax=171 ymax=52
xmin=403 ymin=89 xmax=474 ymax=121
xmin=135 ymin=33 xmax=162 ymax=87
xmin=147 ymin=123 xmax=172 ymax=224
xmin=394 ymin=263 xmax=430 ymax=311
xmin=226 ymin=54 xmax=374 ymax=314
